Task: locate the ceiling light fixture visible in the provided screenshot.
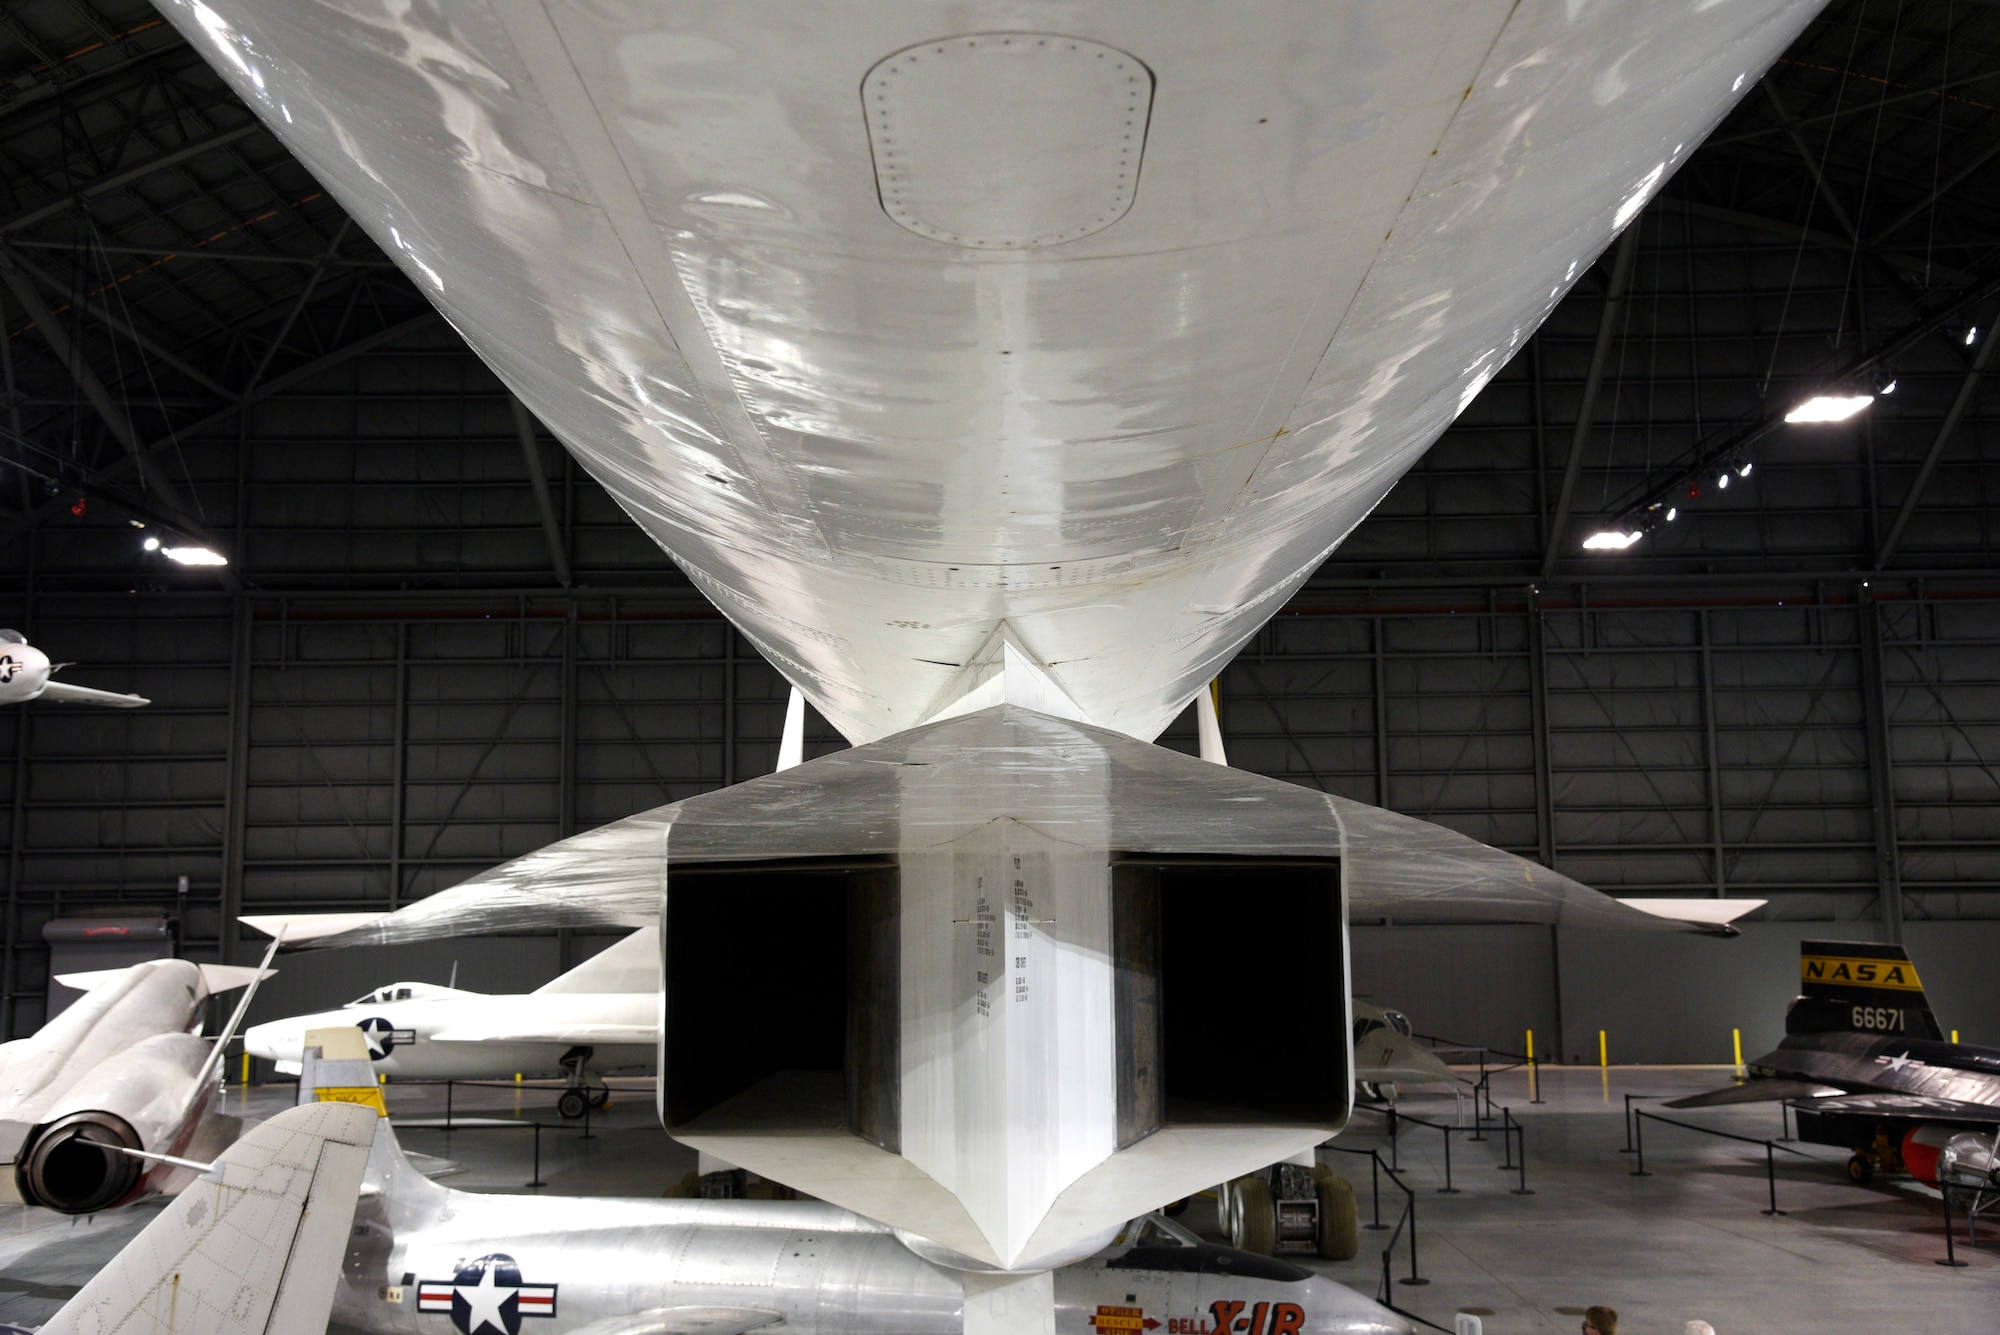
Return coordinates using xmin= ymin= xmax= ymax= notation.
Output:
xmin=142 ymin=536 xmax=160 ymax=552
xmin=1582 ymin=530 xmax=1642 ymax=551
xmin=1717 ymin=472 xmax=1730 ymax=489
xmin=1785 ymin=393 xmax=1873 ymax=424
xmin=1737 ymin=461 xmax=1753 ymax=477
xmin=161 ymin=545 xmax=229 ymax=567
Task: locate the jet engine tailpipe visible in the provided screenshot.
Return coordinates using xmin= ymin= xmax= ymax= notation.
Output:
xmin=18 ymin=1111 xmax=143 ymax=1213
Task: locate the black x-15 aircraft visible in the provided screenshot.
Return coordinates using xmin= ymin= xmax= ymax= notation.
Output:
xmin=1669 ymin=939 xmax=2000 ymax=1182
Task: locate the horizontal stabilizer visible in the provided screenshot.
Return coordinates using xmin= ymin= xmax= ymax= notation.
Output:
xmin=54 ymin=963 xmax=275 ymax=994
xmin=240 ymin=911 xmax=387 ymax=943
xmin=198 ymin=963 xmax=279 ymax=992
xmin=1665 ymin=1078 xmax=1842 ymax=1109
xmin=37 ymin=1101 xmax=376 ymax=1335
xmin=1799 ymin=1092 xmax=2000 ymax=1121
xmin=1616 ymin=898 xmax=1766 ymax=928
xmin=566 ymin=1308 xmax=784 ymax=1335
xmin=35 ymin=679 xmax=149 ymax=708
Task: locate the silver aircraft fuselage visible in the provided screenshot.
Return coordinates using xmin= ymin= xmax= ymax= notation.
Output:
xmin=157 ymin=1 xmax=1825 ymax=747
xmin=334 ymin=1126 xmax=1410 ymax=1335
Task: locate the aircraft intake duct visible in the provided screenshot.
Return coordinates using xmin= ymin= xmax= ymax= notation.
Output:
xmin=17 ymin=1110 xmax=142 ymax=1213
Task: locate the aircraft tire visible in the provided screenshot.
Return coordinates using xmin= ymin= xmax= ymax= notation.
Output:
xmin=1163 ymin=1197 xmax=1190 ymax=1217
xmin=1229 ymin=1176 xmax=1277 ymax=1256
xmin=1312 ymin=1166 xmax=1359 ymax=1260
xmin=587 ymin=1088 xmax=610 ymax=1110
xmin=557 ymin=1089 xmax=589 ymax=1120
xmin=1357 ymin=1081 xmax=1383 ymax=1103
xmin=1846 ymin=1153 xmax=1873 ymax=1185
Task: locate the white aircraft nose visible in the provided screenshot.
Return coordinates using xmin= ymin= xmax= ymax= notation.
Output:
xmin=1299 ymin=1275 xmax=1418 ymax=1335
xmin=244 ymin=1021 xmax=299 ymax=1061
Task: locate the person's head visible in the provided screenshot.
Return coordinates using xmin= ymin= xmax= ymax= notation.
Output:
xmin=1583 ymin=1309 xmax=1618 ymax=1335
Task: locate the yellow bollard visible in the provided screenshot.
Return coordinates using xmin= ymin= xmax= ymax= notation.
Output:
xmin=241 ymin=1052 xmax=251 ymax=1086
xmin=1952 ymin=1030 xmax=1960 ymax=1044
xmin=515 ymin=1072 xmax=523 ymax=1084
xmin=1598 ymin=1030 xmax=1607 ymax=1068
xmin=1732 ymin=1028 xmax=1744 ymax=1072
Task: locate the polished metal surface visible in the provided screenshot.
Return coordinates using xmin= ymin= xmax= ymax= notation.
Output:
xmin=332 ymin=1124 xmax=1412 ymax=1335
xmin=290 ymin=707 xmax=1708 ymax=1272
xmin=304 ymin=706 xmax=1716 ymax=948
xmin=155 ymin=0 xmax=1823 ymax=745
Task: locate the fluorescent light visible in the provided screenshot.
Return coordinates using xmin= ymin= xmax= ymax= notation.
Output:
xmin=1582 ymin=530 xmax=1642 ymax=551
xmin=161 ymin=545 xmax=228 ymax=567
xmin=1785 ymin=393 xmax=1873 ymax=423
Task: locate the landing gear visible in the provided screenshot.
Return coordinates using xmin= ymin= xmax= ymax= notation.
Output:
xmin=1844 ymin=1132 xmax=1902 ymax=1184
xmin=1220 ymin=1160 xmax=1353 ymax=1258
xmin=1224 ymin=1175 xmax=1277 ymax=1255
xmin=1312 ymin=1164 xmax=1359 ymax=1260
xmin=555 ymin=1045 xmax=603 ymax=1119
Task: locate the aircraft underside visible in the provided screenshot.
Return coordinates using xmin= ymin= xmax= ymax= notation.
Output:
xmin=146 ymin=0 xmax=1830 ymax=1311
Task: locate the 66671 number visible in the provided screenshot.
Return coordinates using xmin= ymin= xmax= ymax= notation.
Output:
xmin=1853 ymin=1006 xmax=1906 ymax=1031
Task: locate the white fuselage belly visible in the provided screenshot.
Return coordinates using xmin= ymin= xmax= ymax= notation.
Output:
xmin=246 ymin=994 xmax=656 ymax=1081
xmin=156 ymin=1 xmax=1824 ymax=744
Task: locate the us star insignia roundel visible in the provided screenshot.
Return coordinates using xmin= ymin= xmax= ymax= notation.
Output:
xmin=358 ymin=1016 xmax=413 ymax=1060
xmin=417 ymin=1254 xmax=557 ymax=1335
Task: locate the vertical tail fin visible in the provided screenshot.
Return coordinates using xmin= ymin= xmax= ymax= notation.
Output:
xmin=38 ymin=1101 xmax=376 ymax=1335
xmin=1786 ymin=939 xmax=1942 ymax=1039
xmin=534 ymin=925 xmax=660 ymax=994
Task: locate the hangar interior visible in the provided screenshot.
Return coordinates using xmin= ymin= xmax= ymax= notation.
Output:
xmin=3 ymin=1 xmax=2000 ymax=1333
xmin=5 ymin=0 xmax=1999 ymax=1063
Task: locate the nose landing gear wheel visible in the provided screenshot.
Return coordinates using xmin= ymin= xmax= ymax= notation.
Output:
xmin=587 ymin=1088 xmax=610 ymax=1110
xmin=1846 ymin=1153 xmax=1874 ymax=1184
xmin=557 ymin=1089 xmax=589 ymax=1120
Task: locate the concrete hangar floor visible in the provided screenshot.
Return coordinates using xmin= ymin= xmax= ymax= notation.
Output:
xmin=0 ymin=1069 xmax=1989 ymax=1335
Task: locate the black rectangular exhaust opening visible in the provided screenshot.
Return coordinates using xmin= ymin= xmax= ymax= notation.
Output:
xmin=663 ymin=857 xmax=898 ymax=1148
xmin=1114 ymin=856 xmax=1346 ymax=1138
